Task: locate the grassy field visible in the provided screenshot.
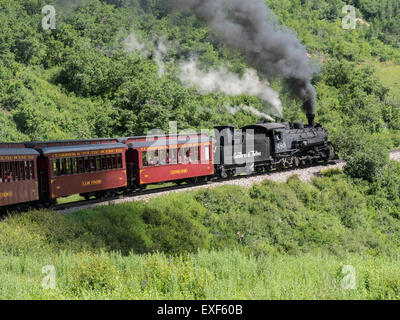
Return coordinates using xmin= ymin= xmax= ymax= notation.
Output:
xmin=375 ymin=62 xmax=400 ymax=101
xmin=1 ymin=168 xmax=400 ymax=299
xmin=1 ymin=249 xmax=400 ymax=300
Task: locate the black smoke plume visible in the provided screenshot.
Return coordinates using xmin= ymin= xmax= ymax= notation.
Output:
xmin=167 ymin=0 xmax=317 ymax=115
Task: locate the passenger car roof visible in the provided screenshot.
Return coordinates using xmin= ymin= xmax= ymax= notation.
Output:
xmin=39 ymin=143 xmax=127 ymax=156
xmin=0 ymin=148 xmax=39 ymax=156
xmin=25 ymin=138 xmax=118 ymax=148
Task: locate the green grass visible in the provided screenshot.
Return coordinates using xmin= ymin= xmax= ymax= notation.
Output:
xmin=0 ymin=249 xmax=399 ymax=299
xmin=0 ymin=169 xmax=399 ymax=299
xmin=57 ymin=194 xmax=84 ymax=205
xmin=375 ymin=62 xmax=400 ymax=101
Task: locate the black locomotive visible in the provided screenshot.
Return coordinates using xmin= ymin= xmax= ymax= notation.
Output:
xmin=213 ymin=114 xmax=336 ymax=178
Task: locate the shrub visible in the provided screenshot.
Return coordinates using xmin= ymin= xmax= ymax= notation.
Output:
xmin=70 ymin=252 xmax=120 ymax=294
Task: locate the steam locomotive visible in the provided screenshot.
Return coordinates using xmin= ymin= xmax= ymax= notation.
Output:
xmin=214 ymin=114 xmax=335 ymax=178
xmin=0 ymin=115 xmax=335 ymax=211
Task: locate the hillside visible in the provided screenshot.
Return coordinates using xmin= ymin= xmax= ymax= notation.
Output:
xmin=1 ymin=168 xmax=400 ymax=299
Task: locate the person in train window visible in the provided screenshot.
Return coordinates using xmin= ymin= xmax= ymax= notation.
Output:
xmin=154 ymin=151 xmax=159 ymax=166
xmin=90 ymin=159 xmax=95 ymax=171
xmin=186 ymin=149 xmax=191 ymax=163
xmin=166 ymin=150 xmax=170 ymax=164
xmin=78 ymin=159 xmax=85 ymax=173
xmin=4 ymin=171 xmax=10 ymax=182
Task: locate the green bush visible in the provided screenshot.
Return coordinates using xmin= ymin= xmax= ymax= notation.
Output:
xmin=70 ymin=252 xmax=120 ymax=293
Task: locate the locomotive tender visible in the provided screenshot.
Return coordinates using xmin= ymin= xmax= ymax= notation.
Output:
xmin=0 ymin=118 xmax=335 ymax=211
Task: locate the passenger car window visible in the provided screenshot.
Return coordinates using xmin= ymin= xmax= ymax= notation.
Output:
xmin=204 ymin=146 xmax=210 ymax=161
xmin=142 ymin=152 xmax=148 ymax=167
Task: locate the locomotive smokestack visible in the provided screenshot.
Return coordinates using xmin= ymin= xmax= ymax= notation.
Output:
xmin=307 ymin=114 xmax=315 ymax=127
xmin=302 ymin=100 xmax=315 ymax=127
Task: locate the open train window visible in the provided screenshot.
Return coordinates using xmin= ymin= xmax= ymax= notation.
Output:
xmin=4 ymin=163 xmax=11 ymax=182
xmin=142 ymin=152 xmax=148 ymax=167
xmin=19 ymin=162 xmax=25 ymax=180
xmin=189 ymin=146 xmax=199 ymax=163
xmin=53 ymin=159 xmax=60 ymax=176
xmin=25 ymin=161 xmax=32 ymax=180
xmin=78 ymin=158 xmax=85 ymax=173
xmin=159 ymin=150 xmax=166 ymax=165
xmin=168 ymin=149 xmax=177 ymax=164
xmin=61 ymin=158 xmax=68 ymax=176
xmin=195 ymin=146 xmax=200 ymax=162
xmin=101 ymin=156 xmax=107 ymax=170
xmin=147 ymin=150 xmax=155 ymax=166
xmin=96 ymin=156 xmax=101 ymax=171
xmin=117 ymin=154 xmax=122 ymax=168
xmin=112 ymin=155 xmax=118 ymax=169
xmin=25 ymin=161 xmax=30 ymax=179
xmin=85 ymin=157 xmax=90 ymax=172
xmin=30 ymin=161 xmax=34 ymax=179
xmin=89 ymin=157 xmax=96 ymax=171
xmin=106 ymin=155 xmax=112 ymax=169
xmin=72 ymin=158 xmax=78 ymax=174
xmin=0 ymin=161 xmax=34 ymax=181
xmin=204 ymin=145 xmax=210 ymax=162
xmin=154 ymin=150 xmax=159 ymax=166
xmin=178 ymin=148 xmax=185 ymax=164
xmin=0 ymin=163 xmax=6 ymax=182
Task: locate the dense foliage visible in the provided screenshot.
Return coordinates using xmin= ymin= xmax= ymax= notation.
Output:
xmin=0 ymin=0 xmax=399 ymax=182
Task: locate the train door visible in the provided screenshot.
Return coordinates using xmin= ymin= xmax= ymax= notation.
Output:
xmin=37 ymin=156 xmax=50 ymax=201
xmin=126 ymin=148 xmax=139 ymax=186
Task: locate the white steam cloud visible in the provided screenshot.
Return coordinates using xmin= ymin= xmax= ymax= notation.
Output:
xmin=179 ymin=59 xmax=282 ymax=116
xmin=123 ymin=35 xmax=281 ymax=118
xmin=123 ymin=34 xmax=149 ymax=56
xmin=123 ymin=34 xmax=168 ymax=77
xmin=154 ymin=39 xmax=168 ymax=77
xmin=225 ymin=105 xmax=275 ymax=122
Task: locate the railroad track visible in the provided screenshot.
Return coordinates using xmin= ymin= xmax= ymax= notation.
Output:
xmin=57 ymin=159 xmax=346 ymax=214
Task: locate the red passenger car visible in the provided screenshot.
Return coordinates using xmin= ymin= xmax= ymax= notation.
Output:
xmin=36 ymin=143 xmax=128 ymax=201
xmin=125 ymin=134 xmax=214 ymax=187
xmin=0 ymin=148 xmax=40 ymax=209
